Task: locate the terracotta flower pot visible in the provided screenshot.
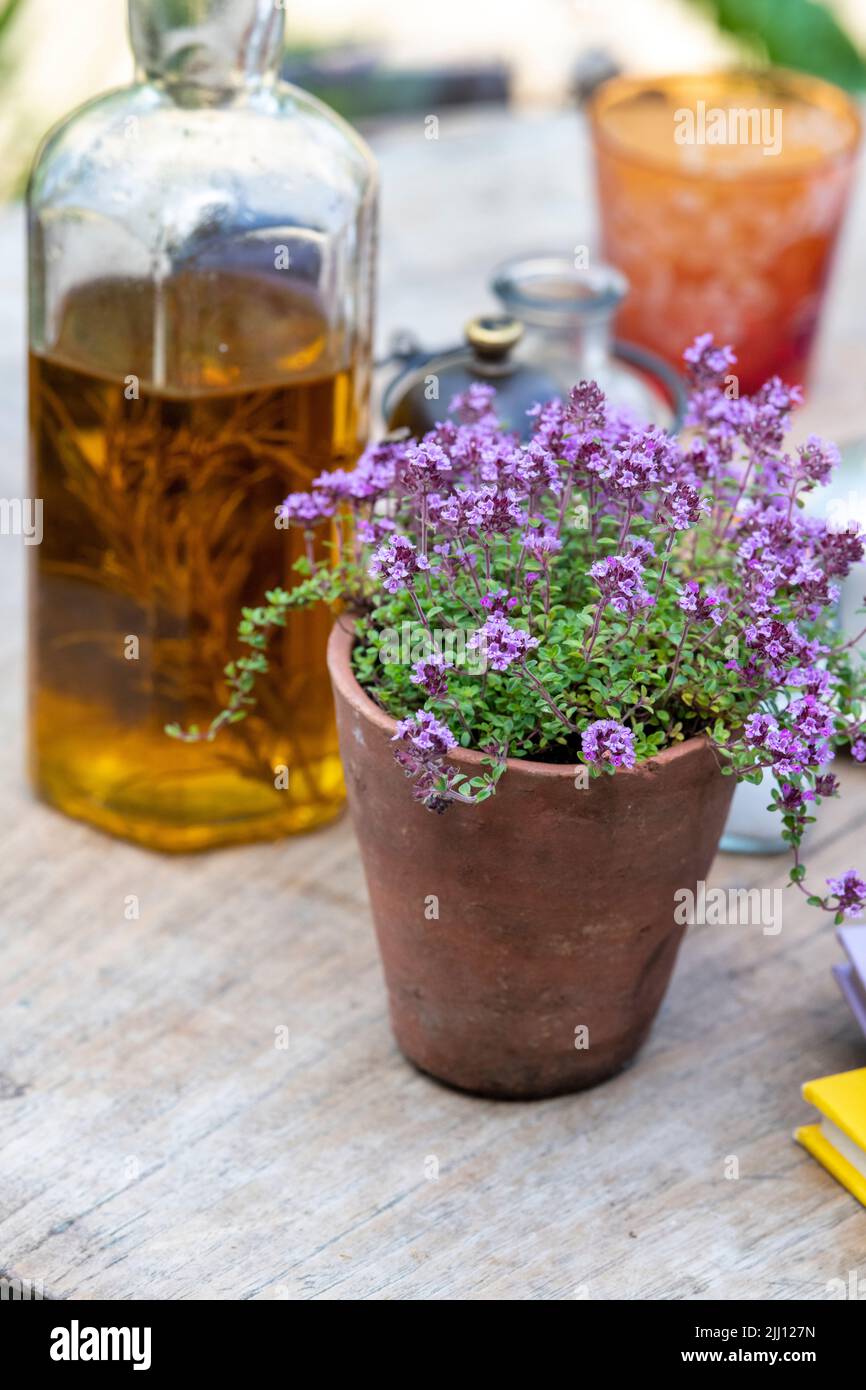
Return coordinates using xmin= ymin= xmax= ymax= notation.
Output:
xmin=327 ymin=621 xmax=735 ymax=1099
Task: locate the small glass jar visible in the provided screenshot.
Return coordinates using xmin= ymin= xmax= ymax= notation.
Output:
xmin=28 ymin=0 xmax=378 ymax=851
xmin=491 ymin=254 xmax=684 ymax=429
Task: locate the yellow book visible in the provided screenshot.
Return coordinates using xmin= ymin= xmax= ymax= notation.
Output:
xmin=796 ymin=1066 xmax=866 ymax=1208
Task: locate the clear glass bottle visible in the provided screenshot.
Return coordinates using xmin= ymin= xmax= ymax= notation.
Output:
xmin=28 ymin=0 xmax=377 ymax=851
xmin=491 ymin=254 xmax=684 ymax=429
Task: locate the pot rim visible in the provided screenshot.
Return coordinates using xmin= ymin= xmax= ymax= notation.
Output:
xmin=327 ymin=617 xmax=720 ymax=782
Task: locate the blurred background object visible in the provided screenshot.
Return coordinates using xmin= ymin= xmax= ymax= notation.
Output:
xmin=681 ymin=0 xmax=866 ymax=91
xmin=490 ymin=253 xmax=684 ymax=426
xmin=591 ymin=68 xmax=862 ymax=392
xmin=4 ymin=0 xmax=866 ymax=202
xmin=281 ymin=45 xmax=511 ymax=122
xmin=383 ymin=260 xmax=686 ymax=439
xmin=2 ymin=0 xmax=863 ymax=431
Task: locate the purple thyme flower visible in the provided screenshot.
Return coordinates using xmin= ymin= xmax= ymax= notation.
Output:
xmin=369 ymin=535 xmax=430 ymax=594
xmin=787 ymin=563 xmax=839 ymax=622
xmin=741 ymin=618 xmax=816 ymax=683
xmin=601 ymin=434 xmax=662 ymax=497
xmin=476 ymin=439 xmax=523 ymax=485
xmin=744 ymin=712 xmax=779 ymax=748
xmin=402 ymin=440 xmax=452 ymax=493
xmin=311 ymin=467 xmax=355 ymax=502
xmin=683 ymin=333 xmax=737 ymax=388
xmin=789 ymin=693 xmax=835 ymax=745
xmin=796 ymin=435 xmax=839 ymax=488
xmin=662 ymin=480 xmax=710 ymax=530
xmin=524 ymin=524 xmax=564 ymax=561
xmin=852 ymin=737 xmax=866 ymax=763
xmin=744 ymin=378 xmax=803 ymax=454
xmin=514 ymin=439 xmax=563 ymax=493
xmin=744 ymin=702 xmax=830 ymax=780
xmin=787 ymin=665 xmax=836 ymax=700
xmin=778 ymin=782 xmax=809 ymax=811
xmin=432 ymin=486 xmax=523 ymax=535
xmin=480 ymin=588 xmax=519 ymax=616
xmin=449 ymin=382 xmax=498 ymax=424
xmin=350 ymin=440 xmax=406 ymax=499
xmin=392 ymin=710 xmax=459 ymax=813
xmin=566 ymin=380 xmax=607 ymax=433
xmin=815 ymin=773 xmax=840 ymax=798
xmin=469 ymin=615 xmax=539 ymax=672
xmin=626 ymin=535 xmax=655 ymax=563
xmin=827 ymin=869 xmax=866 ymax=919
xmin=277 ymin=490 xmax=334 ymax=525
xmin=293 ymin=442 xmax=407 ymax=509
xmin=356 ymin=516 xmax=396 ymax=546
xmin=528 ymin=399 xmax=581 ymax=465
xmin=677 ymin=580 xmax=725 ymax=626
xmin=410 ymin=652 xmax=452 ymax=699
xmin=766 ymin=729 xmax=813 ymax=779
xmin=589 ymin=553 xmax=654 ymax=619
xmin=581 ymin=719 xmax=636 ymax=770
xmin=393 ymin=709 xmax=457 ymax=756
xmin=817 ymin=525 xmax=865 ymax=577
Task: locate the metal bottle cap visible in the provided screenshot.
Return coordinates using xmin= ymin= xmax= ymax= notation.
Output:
xmin=464 ymin=314 xmax=523 ymax=361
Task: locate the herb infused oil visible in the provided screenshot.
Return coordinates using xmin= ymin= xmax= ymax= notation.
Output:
xmin=27 ymin=0 xmax=377 ymax=849
xmin=29 ymin=273 xmax=362 ymax=849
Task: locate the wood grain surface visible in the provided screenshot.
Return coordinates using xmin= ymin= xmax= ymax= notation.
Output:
xmin=1 ymin=108 xmax=865 ymax=1301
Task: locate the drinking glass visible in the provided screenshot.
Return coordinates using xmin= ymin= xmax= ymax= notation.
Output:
xmin=590 ymin=70 xmax=861 ymax=393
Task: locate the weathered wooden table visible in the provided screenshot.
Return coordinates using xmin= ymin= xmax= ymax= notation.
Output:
xmin=2 ymin=109 xmax=865 ymax=1301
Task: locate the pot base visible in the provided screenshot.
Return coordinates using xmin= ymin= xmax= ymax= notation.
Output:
xmin=396 ymin=1043 xmax=638 ymax=1101
xmin=390 ymin=1001 xmax=658 ymax=1100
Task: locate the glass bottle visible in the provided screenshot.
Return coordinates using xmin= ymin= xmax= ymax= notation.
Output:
xmin=28 ymin=0 xmax=377 ymax=851
xmin=491 ymin=254 xmax=685 ymax=429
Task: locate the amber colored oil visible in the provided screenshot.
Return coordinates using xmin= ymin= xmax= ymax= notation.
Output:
xmin=28 ymin=272 xmax=363 ymax=850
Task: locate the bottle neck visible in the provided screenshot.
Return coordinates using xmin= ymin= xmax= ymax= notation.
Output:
xmin=491 ymin=256 xmax=628 ymax=373
xmin=128 ymin=0 xmax=285 ymax=96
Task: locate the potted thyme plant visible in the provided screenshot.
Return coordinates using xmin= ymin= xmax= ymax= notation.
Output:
xmin=170 ymin=336 xmax=866 ymax=1098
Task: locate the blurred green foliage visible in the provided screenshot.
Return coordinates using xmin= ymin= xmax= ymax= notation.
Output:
xmin=0 ymin=0 xmax=24 ymax=62
xmin=0 ymin=0 xmax=29 ymax=198
xmin=0 ymin=0 xmax=23 ymax=33
xmin=686 ymin=0 xmax=866 ymax=90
